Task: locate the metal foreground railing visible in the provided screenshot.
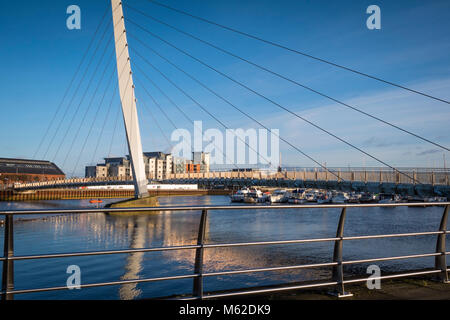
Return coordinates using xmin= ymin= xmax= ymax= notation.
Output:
xmin=1 ymin=203 xmax=449 ymax=300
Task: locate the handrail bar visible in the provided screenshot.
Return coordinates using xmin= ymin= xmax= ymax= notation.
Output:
xmin=4 ymin=274 xmax=200 ymax=295
xmin=1 ymin=231 xmax=446 ymax=262
xmin=1 ymin=252 xmax=446 ymax=296
xmin=342 ymin=231 xmax=444 ymax=240
xmin=342 ymin=269 xmax=442 ymax=285
xmin=202 ymin=262 xmax=339 ymax=277
xmin=342 ymin=252 xmax=442 ymax=265
xmin=1 ymin=202 xmax=449 ymax=215
xmin=182 ymin=281 xmax=341 ymax=300
xmin=2 ymin=244 xmax=202 ymax=261
xmin=201 ymin=270 xmax=444 ymax=300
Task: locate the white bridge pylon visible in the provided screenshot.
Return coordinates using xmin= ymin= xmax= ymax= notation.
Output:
xmin=111 ymin=0 xmax=148 ymax=198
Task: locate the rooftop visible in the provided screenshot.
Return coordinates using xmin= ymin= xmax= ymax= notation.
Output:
xmin=0 ymin=158 xmax=65 ymax=176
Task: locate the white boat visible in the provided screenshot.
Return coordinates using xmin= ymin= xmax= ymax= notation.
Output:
xmin=230 ymin=188 xmax=250 ymax=202
xmin=270 ymin=189 xmax=288 ymax=203
xmin=331 ymin=192 xmax=349 ymax=204
xmin=243 ymin=189 xmax=266 ymax=203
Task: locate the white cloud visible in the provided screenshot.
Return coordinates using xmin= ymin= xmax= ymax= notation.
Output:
xmin=255 ymin=77 xmax=450 ymax=167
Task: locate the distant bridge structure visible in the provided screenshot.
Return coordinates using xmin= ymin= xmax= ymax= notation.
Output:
xmin=8 ymin=169 xmax=450 ymax=197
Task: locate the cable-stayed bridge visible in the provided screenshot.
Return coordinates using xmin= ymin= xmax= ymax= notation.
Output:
xmin=28 ymin=1 xmax=449 ymax=200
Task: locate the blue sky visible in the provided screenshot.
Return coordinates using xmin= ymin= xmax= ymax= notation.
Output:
xmin=0 ymin=0 xmax=449 ymax=176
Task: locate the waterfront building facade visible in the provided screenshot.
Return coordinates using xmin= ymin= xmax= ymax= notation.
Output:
xmin=85 ymin=152 xmax=210 ymax=179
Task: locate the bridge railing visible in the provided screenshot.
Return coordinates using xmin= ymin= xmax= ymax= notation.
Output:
xmin=10 ymin=169 xmax=450 ymax=190
xmin=167 ymin=169 xmax=449 ymax=186
xmin=1 ymin=202 xmax=449 ymax=300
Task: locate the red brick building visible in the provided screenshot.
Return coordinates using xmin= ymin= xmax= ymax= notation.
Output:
xmin=0 ymin=158 xmax=65 ymax=185
xmin=185 ymin=163 xmax=201 ymax=173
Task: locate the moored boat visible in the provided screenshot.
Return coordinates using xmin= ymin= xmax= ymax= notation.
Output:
xmin=359 ymin=192 xmax=377 ymax=203
xmin=270 ymin=189 xmax=288 ymax=203
xmin=331 ymin=192 xmax=349 ymax=204
xmin=378 ymin=193 xmax=401 ymax=204
xmin=243 ymin=188 xmax=266 ymax=203
xmin=317 ymin=192 xmax=332 ymax=204
xmin=230 ymin=188 xmax=250 ymax=202
xmin=304 ymin=191 xmax=317 ymax=202
xmin=287 ymin=188 xmax=306 ymax=204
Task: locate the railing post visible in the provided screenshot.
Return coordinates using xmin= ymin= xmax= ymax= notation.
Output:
xmin=435 ymin=205 xmax=449 ymax=283
xmin=1 ymin=215 xmax=14 ymax=300
xmin=331 ymin=207 xmax=352 ymax=297
xmin=193 ymin=209 xmax=208 ymax=299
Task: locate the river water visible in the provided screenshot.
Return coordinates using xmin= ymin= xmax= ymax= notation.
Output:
xmin=0 ymin=196 xmax=448 ymax=300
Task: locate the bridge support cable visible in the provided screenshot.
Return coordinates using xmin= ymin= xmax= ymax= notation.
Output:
xmin=130 ymin=51 xmax=276 ymax=171
xmin=140 ymin=0 xmax=450 ymax=105
xmin=89 ymin=84 xmax=120 ymax=166
xmin=126 ymin=25 xmax=421 ymax=184
xmin=89 ymin=43 xmax=134 ymax=167
xmin=57 ymin=27 xmax=131 ymax=169
xmin=32 ymin=5 xmax=112 ymax=160
xmin=93 ymin=74 xmax=132 ymax=174
xmin=138 ymin=97 xmax=173 ymax=150
xmin=70 ymin=56 xmax=128 ymax=177
xmin=41 ymin=18 xmax=115 ymax=161
xmin=61 ymin=53 xmax=116 ymax=170
xmin=132 ymin=53 xmax=338 ymax=179
xmin=53 ymin=38 xmax=116 ymax=164
xmin=134 ymin=79 xmax=178 ymax=131
xmin=127 ymin=32 xmax=347 ymax=176
xmin=107 ymin=105 xmax=123 ymax=158
xmin=135 ymin=63 xmax=237 ymax=172
xmin=122 ymin=5 xmax=449 ymax=152
xmin=134 ymin=79 xmax=179 ymax=152
xmin=55 ymin=15 xmax=134 ymax=176
xmin=134 ymin=71 xmax=239 ymax=174
xmin=129 ymin=39 xmax=355 ymax=181
xmin=82 ymin=44 xmax=135 ymax=173
xmin=134 ymin=75 xmax=241 ymax=174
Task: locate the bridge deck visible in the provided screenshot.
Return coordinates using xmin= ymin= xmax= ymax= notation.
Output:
xmin=3 ymin=169 xmax=450 ymax=198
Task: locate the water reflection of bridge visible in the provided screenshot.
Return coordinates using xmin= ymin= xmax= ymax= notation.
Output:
xmin=12 ymin=205 xmax=330 ymax=299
